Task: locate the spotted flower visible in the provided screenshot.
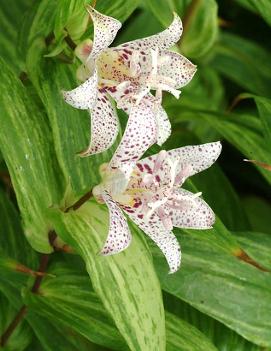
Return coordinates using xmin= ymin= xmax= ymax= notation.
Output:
xmin=93 ymin=142 xmax=222 ymax=273
xmin=63 ymin=6 xmax=196 ymax=175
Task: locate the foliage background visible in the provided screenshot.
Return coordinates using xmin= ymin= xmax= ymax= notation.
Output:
xmin=0 ymin=0 xmax=271 ymax=350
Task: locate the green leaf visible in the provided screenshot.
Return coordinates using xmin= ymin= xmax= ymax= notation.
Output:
xmin=155 ymin=231 xmax=271 ymax=347
xmin=0 ymin=0 xmax=35 ymax=73
xmin=211 ymin=32 xmax=271 ymax=97
xmin=0 ymin=59 xmax=63 ymax=253
xmin=48 ymin=201 xmax=166 ymax=351
xmin=145 ymin=0 xmax=191 ymax=27
xmin=180 ymin=0 xmax=218 ymax=59
xmin=0 ymin=293 xmax=32 ymax=351
xmin=165 ymin=293 xmax=266 ymax=351
xmin=235 ymin=231 xmax=271 ymax=271
xmin=166 ymin=311 xmax=218 ymax=351
xmin=23 ymin=261 xmax=128 ymax=350
xmin=24 ymin=259 xmax=218 ymax=351
xmin=0 ymin=189 xmax=37 ymax=267
xmin=242 ymin=196 xmax=271 ymax=234
xmin=234 ymin=0 xmax=271 ymax=27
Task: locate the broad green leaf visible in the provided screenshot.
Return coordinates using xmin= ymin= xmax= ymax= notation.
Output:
xmin=24 ymin=259 xmax=218 ymax=351
xmin=234 ymin=0 xmax=271 ymax=27
xmin=145 ymin=0 xmax=191 ymax=27
xmin=155 ymin=231 xmax=271 ymax=347
xmin=165 ymin=293 xmax=266 ymax=351
xmin=242 ymin=196 xmax=271 ymax=234
xmin=166 ymin=311 xmax=218 ymax=351
xmin=23 ymin=261 xmax=128 ymax=350
xmin=0 ymin=59 xmax=63 ymax=252
xmin=180 ymin=0 xmax=218 ymax=59
xmin=0 ymin=189 xmax=37 ymax=267
xmin=48 ymin=201 xmax=166 ymax=351
xmin=0 ymin=293 xmax=32 ymax=351
xmin=252 ymin=95 xmax=271 ymax=149
xmin=235 ymin=231 xmax=271 ymax=271
xmin=27 ymin=312 xmax=103 ymax=351
xmin=0 ymin=0 xmax=35 ymax=73
xmin=211 ymin=32 xmax=271 ymax=97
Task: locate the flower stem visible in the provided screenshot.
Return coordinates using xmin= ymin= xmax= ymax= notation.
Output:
xmin=0 ymin=306 xmax=27 ymax=346
xmin=64 ymin=190 xmax=93 ymax=213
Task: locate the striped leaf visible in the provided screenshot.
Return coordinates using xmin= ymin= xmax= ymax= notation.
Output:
xmin=48 ymin=201 xmax=166 ymax=351
xmin=0 ymin=59 xmax=63 ymax=252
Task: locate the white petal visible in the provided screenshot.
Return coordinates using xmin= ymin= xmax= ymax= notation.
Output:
xmin=87 ymin=6 xmax=122 ymax=60
xmin=100 ymin=191 xmax=131 ymax=255
xmin=158 ymin=51 xmax=197 ymax=89
xmin=156 ymin=105 xmax=171 ymax=146
xmin=126 ymin=210 xmax=181 ymax=273
xmin=169 ymin=189 xmax=215 ymax=229
xmin=167 ymin=141 xmax=222 ymax=179
xmin=138 ymin=141 xmax=221 ymax=183
xmin=117 ymin=13 xmax=183 ymax=51
xmin=62 ymin=69 xmax=98 ymax=110
xmin=80 ymin=92 xmax=119 ymax=156
xmin=109 ymin=100 xmax=158 ymax=177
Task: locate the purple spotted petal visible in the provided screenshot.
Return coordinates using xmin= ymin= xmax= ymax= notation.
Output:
xmin=109 ymin=100 xmax=158 ymax=177
xmin=137 ymin=142 xmax=222 ymax=186
xmin=169 ymin=189 xmax=215 ymax=229
xmin=125 ymin=210 xmax=181 ymax=273
xmin=158 ymin=51 xmax=197 ymax=89
xmin=87 ymin=6 xmax=122 ymax=60
xmin=167 ymin=141 xmax=222 ymax=179
xmin=155 ymin=104 xmax=171 ymax=146
xmin=117 ymin=13 xmax=183 ymax=51
xmin=80 ymin=92 xmax=119 ymax=157
xmin=62 ymin=69 xmax=98 ymax=110
xmin=100 ymin=191 xmax=131 ymax=255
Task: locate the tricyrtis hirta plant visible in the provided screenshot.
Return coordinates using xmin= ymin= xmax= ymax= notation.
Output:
xmin=63 ymin=6 xmax=196 ymax=175
xmin=93 ymin=142 xmax=222 ymax=273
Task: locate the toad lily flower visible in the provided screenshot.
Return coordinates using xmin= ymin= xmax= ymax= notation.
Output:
xmin=62 ymin=6 xmax=196 ymax=175
xmin=93 ymin=142 xmax=222 ymax=273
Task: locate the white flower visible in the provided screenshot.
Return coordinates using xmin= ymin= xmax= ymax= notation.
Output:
xmin=93 ymin=142 xmax=222 ymax=273
xmin=62 ymin=6 xmax=196 ymax=176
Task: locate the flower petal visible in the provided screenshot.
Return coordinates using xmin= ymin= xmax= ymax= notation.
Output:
xmin=125 ymin=210 xmax=181 ymax=273
xmin=169 ymin=189 xmax=215 ymax=229
xmin=156 ymin=105 xmax=171 ymax=146
xmin=86 ymin=6 xmax=122 ymax=60
xmin=167 ymin=141 xmax=222 ymax=178
xmin=137 ymin=141 xmax=222 ymax=186
xmin=80 ymin=91 xmax=119 ymax=156
xmin=158 ymin=51 xmax=197 ymax=89
xmin=109 ymin=100 xmax=158 ymax=177
xmin=62 ymin=69 xmax=98 ymax=110
xmin=118 ymin=13 xmax=182 ymax=51
xmin=100 ymin=191 xmax=131 ymax=255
